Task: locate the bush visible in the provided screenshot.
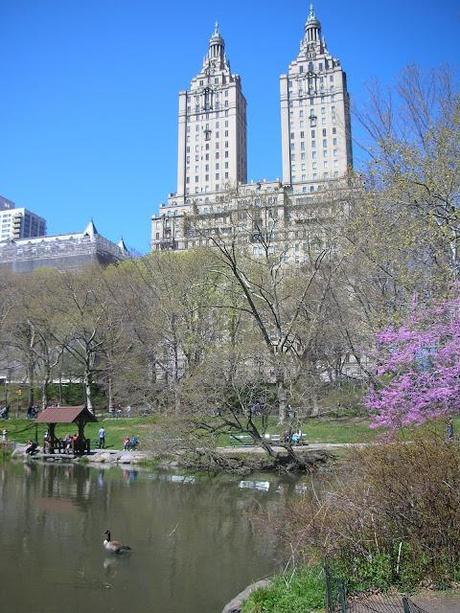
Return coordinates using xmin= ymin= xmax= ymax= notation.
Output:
xmin=242 ymin=566 xmax=325 ymax=613
xmin=275 ymin=427 xmax=460 ymax=591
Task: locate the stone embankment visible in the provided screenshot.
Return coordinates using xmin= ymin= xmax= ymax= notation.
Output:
xmin=221 ymin=578 xmax=272 ymax=613
xmin=12 ymin=444 xmax=154 ymax=465
xmin=11 ymin=442 xmax=336 ymax=471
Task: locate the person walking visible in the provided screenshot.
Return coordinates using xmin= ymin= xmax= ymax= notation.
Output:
xmin=98 ymin=426 xmax=106 ymax=449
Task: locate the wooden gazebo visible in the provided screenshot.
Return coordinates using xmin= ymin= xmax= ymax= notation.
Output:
xmin=37 ymin=406 xmax=97 ymax=455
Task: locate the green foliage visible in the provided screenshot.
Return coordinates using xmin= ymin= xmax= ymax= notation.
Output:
xmin=4 ymin=416 xmax=158 ymax=448
xmin=242 ymin=566 xmax=325 ymax=613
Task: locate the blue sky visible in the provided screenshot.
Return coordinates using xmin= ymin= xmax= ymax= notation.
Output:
xmin=1 ymin=0 xmax=459 ymax=253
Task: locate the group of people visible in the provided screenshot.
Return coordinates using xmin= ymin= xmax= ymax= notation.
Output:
xmin=123 ymin=435 xmax=139 ymax=451
xmin=43 ymin=431 xmax=81 ymax=454
xmin=283 ymin=428 xmax=303 ymax=445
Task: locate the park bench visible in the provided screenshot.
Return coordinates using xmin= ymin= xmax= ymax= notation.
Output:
xmin=233 ymin=434 xmax=254 ymax=446
xmin=267 ymin=434 xmax=281 ymax=445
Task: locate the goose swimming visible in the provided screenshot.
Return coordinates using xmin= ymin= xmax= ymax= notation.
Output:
xmin=103 ymin=530 xmax=132 ymax=554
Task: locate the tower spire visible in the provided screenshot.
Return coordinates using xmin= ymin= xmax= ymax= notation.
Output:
xmin=206 ymin=21 xmax=226 ymax=69
xmin=304 ymin=2 xmax=321 ymax=44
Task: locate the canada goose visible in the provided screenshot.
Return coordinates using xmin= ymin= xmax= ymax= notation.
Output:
xmin=103 ymin=530 xmax=132 ymax=554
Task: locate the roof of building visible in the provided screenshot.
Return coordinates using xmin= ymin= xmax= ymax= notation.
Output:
xmin=36 ymin=406 xmax=98 ymax=424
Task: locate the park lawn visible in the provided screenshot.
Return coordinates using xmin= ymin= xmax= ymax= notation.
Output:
xmin=4 ymin=415 xmax=459 ymax=449
xmin=2 ymin=416 xmax=158 ymax=449
xmin=220 ymin=416 xmax=378 ymax=446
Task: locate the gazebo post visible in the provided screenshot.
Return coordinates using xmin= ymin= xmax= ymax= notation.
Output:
xmin=77 ymin=416 xmax=86 ymax=455
xmin=48 ymin=423 xmax=56 ymax=454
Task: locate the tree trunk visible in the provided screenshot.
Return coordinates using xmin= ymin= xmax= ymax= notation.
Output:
xmin=84 ymin=368 xmax=93 ymax=412
xmin=107 ymin=375 xmax=113 ymax=413
xmin=27 ymin=362 xmax=35 ymax=410
xmin=41 ymin=366 xmax=51 ymax=410
xmin=276 ymin=370 xmax=287 ymax=424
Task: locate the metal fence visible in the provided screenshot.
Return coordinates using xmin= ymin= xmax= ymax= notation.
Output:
xmin=324 ymin=564 xmax=430 ymax=613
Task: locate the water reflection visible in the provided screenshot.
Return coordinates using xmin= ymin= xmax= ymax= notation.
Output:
xmin=0 ymin=462 xmax=288 ymax=613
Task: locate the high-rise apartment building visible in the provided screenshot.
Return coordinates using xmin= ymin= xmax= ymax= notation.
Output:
xmin=280 ymin=4 xmax=352 ymax=190
xmin=152 ymin=6 xmax=355 ymax=255
xmin=0 ymin=196 xmax=46 ymax=241
xmin=176 ymin=23 xmax=247 ymax=198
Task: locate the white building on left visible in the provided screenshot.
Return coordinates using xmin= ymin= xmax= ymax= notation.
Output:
xmin=0 ymin=195 xmax=46 ymax=241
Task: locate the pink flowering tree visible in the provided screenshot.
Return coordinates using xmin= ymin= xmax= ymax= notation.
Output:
xmin=365 ymin=295 xmax=460 ymax=430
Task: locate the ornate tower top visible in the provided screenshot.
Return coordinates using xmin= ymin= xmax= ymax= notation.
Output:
xmin=203 ymin=21 xmax=228 ymax=73
xmin=304 ymin=3 xmax=322 ymax=47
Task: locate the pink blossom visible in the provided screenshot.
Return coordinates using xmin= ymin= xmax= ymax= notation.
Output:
xmin=365 ymin=294 xmax=460 ymax=430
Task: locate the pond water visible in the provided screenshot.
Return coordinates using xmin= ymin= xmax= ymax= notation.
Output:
xmin=0 ymin=461 xmax=303 ymax=613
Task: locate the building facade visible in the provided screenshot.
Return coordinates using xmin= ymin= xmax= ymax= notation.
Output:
xmin=280 ymin=4 xmax=352 ymax=190
xmin=0 ymin=195 xmax=46 ymax=242
xmin=0 ymin=220 xmax=129 ymax=273
xmin=176 ymin=23 xmax=247 ymax=199
xmin=152 ymin=4 xmax=353 ymax=255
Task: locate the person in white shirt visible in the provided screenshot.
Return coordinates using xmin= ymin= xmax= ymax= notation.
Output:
xmin=98 ymin=426 xmax=106 ymax=449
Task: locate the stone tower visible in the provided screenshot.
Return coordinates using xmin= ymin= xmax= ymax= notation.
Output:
xmin=176 ymin=23 xmax=247 ymax=199
xmin=280 ymin=4 xmax=353 ymax=191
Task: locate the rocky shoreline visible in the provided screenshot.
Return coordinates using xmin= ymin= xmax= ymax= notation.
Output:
xmin=10 ymin=442 xmax=333 ymax=474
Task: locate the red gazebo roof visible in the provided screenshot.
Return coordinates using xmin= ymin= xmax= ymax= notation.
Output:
xmin=36 ymin=406 xmax=97 ymax=424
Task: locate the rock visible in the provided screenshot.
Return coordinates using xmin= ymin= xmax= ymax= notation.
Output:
xmin=92 ymin=452 xmax=117 ymax=464
xmin=221 ymin=578 xmax=272 ymax=613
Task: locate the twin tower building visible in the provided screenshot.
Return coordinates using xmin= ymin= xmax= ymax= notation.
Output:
xmin=151 ymin=4 xmax=353 ymax=252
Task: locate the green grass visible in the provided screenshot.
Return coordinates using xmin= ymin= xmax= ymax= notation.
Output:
xmin=220 ymin=416 xmax=379 ymax=446
xmin=1 ymin=416 xmax=157 ymax=449
xmin=4 ymin=414 xmax=460 ymax=450
xmin=242 ymin=566 xmax=325 ymax=613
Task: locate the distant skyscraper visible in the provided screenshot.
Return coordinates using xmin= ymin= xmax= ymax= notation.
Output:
xmin=0 ymin=195 xmax=46 ymax=241
xmin=176 ymin=23 xmax=247 ymax=198
xmin=280 ymin=4 xmax=353 ymax=190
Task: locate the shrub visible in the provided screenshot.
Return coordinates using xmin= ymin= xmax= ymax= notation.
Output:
xmin=275 ymin=428 xmax=460 ymax=591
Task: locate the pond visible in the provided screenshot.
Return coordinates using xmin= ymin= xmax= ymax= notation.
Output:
xmin=0 ymin=461 xmax=305 ymax=613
